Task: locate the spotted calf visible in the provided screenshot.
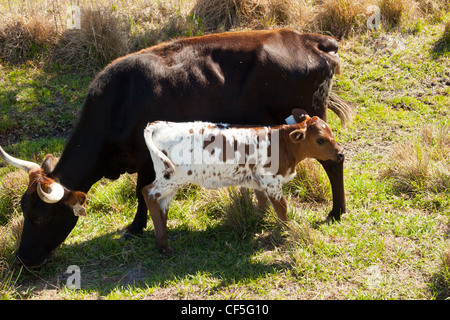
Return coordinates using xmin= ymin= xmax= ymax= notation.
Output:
xmin=142 ymin=116 xmax=344 ymax=253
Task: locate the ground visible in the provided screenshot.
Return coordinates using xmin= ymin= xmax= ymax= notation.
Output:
xmin=0 ymin=4 xmax=449 ymax=300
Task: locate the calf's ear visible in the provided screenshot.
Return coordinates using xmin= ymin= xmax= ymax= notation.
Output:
xmin=65 ymin=191 xmax=87 ymax=217
xmin=289 ymin=128 xmax=306 ymax=143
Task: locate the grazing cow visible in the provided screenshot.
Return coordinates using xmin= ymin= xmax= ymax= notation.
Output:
xmin=142 ymin=115 xmax=344 ymax=254
xmin=0 ymin=28 xmax=349 ymax=268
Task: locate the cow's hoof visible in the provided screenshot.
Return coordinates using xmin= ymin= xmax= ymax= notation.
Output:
xmin=157 ymin=244 xmax=174 ymax=256
xmin=326 ymin=210 xmax=343 ymax=222
xmin=123 ymin=226 xmax=143 ymax=240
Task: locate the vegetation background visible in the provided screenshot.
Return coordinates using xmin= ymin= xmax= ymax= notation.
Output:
xmin=0 ymin=0 xmax=449 ymax=299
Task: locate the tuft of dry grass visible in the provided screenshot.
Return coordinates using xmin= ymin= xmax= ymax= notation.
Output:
xmin=379 ymin=0 xmax=415 ymax=28
xmin=444 ymin=19 xmax=450 ymax=43
xmin=381 ymin=125 xmax=450 ymax=194
xmin=0 ymin=214 xmax=23 ymax=256
xmin=284 ymin=158 xmax=331 ymax=203
xmin=191 ymin=0 xmax=308 ymax=31
xmin=315 ymin=0 xmax=366 ymax=38
xmin=213 ymin=187 xmax=263 ymax=233
xmin=415 ymin=0 xmax=450 ymax=21
xmin=0 ymin=16 xmax=57 ymax=64
xmin=191 ymin=0 xmax=241 ymax=30
xmin=50 ymin=7 xmax=129 ymax=71
xmin=0 ymin=171 xmax=28 ymax=224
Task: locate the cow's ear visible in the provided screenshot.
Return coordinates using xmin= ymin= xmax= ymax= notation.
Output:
xmin=292 ymin=109 xmax=310 ymax=123
xmin=289 ymin=128 xmax=306 ymax=143
xmin=65 ymin=191 xmax=87 ymax=217
xmin=41 ymin=154 xmax=55 ymax=174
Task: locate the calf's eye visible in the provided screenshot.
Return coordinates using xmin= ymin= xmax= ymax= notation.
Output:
xmin=317 ymin=138 xmax=325 ymax=145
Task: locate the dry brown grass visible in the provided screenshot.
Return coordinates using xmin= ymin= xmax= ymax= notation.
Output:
xmin=191 ymin=0 xmax=308 ymax=30
xmin=284 ymin=158 xmax=331 ymax=203
xmin=50 ymin=7 xmax=129 ymax=71
xmin=382 ymin=125 xmax=450 ymax=194
xmin=0 ymin=171 xmax=28 ymax=224
xmin=444 ymin=19 xmax=450 ymax=42
xmin=0 ymin=16 xmax=57 ymax=64
xmin=315 ymin=0 xmax=366 ymax=38
xmin=0 ymin=215 xmax=23 ymax=258
xmin=1 ymin=0 xmax=449 ymax=68
xmin=416 ymin=0 xmax=450 ymax=19
xmin=379 ymin=0 xmax=416 ymax=28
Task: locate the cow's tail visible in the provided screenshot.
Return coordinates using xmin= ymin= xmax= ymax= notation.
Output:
xmin=144 ymin=124 xmax=176 ymax=179
xmin=327 ymin=92 xmax=354 ymax=128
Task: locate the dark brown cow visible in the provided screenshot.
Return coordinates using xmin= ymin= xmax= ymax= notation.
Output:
xmin=0 ymin=28 xmax=348 ymax=267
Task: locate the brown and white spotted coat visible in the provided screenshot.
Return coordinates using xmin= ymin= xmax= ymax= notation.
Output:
xmin=142 ymin=116 xmax=344 ymax=253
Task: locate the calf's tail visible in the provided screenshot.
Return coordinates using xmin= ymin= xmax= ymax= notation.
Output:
xmin=144 ymin=124 xmax=176 ymax=179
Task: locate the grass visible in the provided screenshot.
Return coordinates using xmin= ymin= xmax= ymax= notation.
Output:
xmin=0 ymin=0 xmax=450 ymax=300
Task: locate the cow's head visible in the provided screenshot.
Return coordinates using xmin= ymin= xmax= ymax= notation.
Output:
xmin=289 ymin=116 xmax=344 ymax=163
xmin=0 ymin=147 xmax=87 ymax=268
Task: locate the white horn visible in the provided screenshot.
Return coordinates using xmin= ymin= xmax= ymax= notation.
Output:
xmin=37 ymin=182 xmax=65 ymax=204
xmin=0 ymin=146 xmax=40 ymax=173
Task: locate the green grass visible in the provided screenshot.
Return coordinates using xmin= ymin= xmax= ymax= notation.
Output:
xmin=0 ymin=64 xmax=91 ymax=144
xmin=1 ymin=19 xmax=450 ymax=299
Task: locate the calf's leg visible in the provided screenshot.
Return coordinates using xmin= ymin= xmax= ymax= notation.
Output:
xmin=142 ymin=183 xmax=175 ymax=254
xmin=268 ymin=195 xmax=288 ymax=222
xmin=254 ymin=190 xmax=268 ymax=210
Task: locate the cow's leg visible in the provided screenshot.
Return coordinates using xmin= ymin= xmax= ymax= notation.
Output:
xmin=318 ymin=159 xmax=346 ymax=221
xmin=254 ymin=190 xmax=268 ymax=210
xmin=267 ymin=195 xmax=288 ymax=222
xmin=125 ymin=167 xmax=155 ymax=238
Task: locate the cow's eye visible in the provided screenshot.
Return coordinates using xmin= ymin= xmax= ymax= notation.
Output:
xmin=317 ymin=138 xmax=325 ymax=145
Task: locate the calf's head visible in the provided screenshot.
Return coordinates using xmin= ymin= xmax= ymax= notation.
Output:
xmin=289 ymin=116 xmax=344 ymax=162
xmin=0 ymin=147 xmax=86 ymax=268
